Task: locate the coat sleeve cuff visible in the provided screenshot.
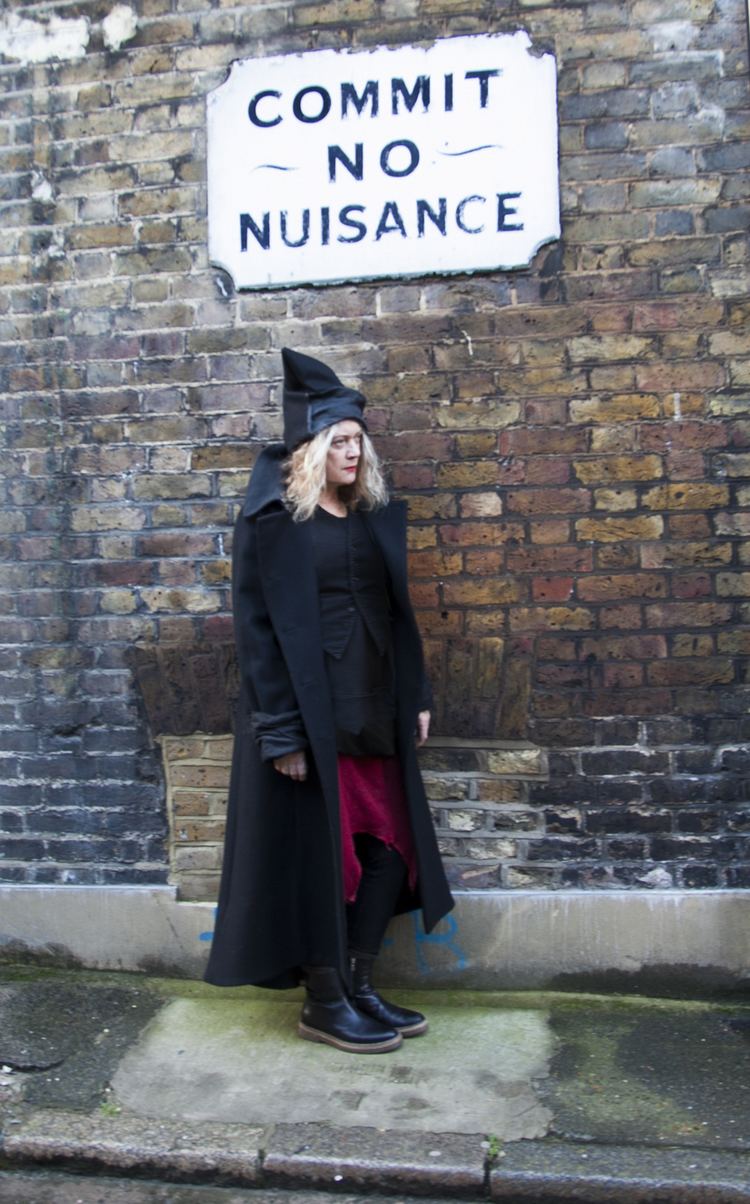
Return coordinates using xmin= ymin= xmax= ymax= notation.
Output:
xmin=251 ymin=709 xmax=309 ymax=762
xmin=419 ymin=675 xmax=433 ymax=713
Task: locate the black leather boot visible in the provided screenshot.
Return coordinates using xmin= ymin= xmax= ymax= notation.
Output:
xmin=299 ymin=965 xmax=402 ymax=1053
xmin=349 ymin=952 xmax=428 ymax=1037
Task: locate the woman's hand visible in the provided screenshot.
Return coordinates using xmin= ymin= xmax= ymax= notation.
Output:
xmin=273 ymin=750 xmax=308 ymax=781
xmin=416 ymin=710 xmax=430 ymax=747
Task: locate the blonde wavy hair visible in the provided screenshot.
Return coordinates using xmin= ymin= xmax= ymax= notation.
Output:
xmin=283 ymin=422 xmax=388 ymax=522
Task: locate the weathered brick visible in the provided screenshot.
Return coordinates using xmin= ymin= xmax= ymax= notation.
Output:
xmin=641 ymin=483 xmax=730 ymax=511
xmin=506 ymin=487 xmax=591 ymax=515
xmin=578 ymin=573 xmax=668 ymax=601
xmin=573 ymin=455 xmax=663 ymax=483
xmin=509 ymin=607 xmax=595 ymax=632
xmin=442 ymin=579 xmax=522 ymax=606
xmin=576 ymin=516 xmax=664 ymax=542
xmin=569 ymin=394 xmax=660 ymax=424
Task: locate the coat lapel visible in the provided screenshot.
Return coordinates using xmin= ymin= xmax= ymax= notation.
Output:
xmin=362 ymin=501 xmax=409 ymax=611
xmin=254 ymin=509 xmax=334 ymax=744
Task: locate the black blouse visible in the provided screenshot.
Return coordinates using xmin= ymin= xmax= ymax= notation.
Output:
xmin=311 ymin=507 xmax=396 ymax=757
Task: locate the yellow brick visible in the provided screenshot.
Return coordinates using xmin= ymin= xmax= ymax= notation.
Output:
xmin=162 ymin=737 xmax=207 ymax=760
xmin=407 ymin=526 xmax=437 ymax=550
xmin=568 ymin=335 xmax=656 ymax=363
xmin=509 ymin=606 xmax=595 ymax=630
xmin=460 ymin=492 xmax=503 ymax=518
xmin=486 ymin=748 xmax=545 ymax=776
xmin=570 ymin=394 xmax=660 ymax=424
xmin=717 ymin=573 xmax=750 ymax=597
xmin=443 ymin=579 xmax=521 ymax=605
xmin=641 ymin=484 xmax=730 ymax=510
xmin=99 ymin=589 xmax=138 ymax=614
xmin=437 ymin=462 xmax=499 ymax=488
xmin=436 ymin=402 xmax=520 ymax=429
xmin=577 ymin=516 xmax=664 ymax=542
xmin=170 ymin=763 xmax=230 ymax=790
xmin=574 ymin=455 xmax=662 ymax=484
xmin=594 ymin=488 xmax=638 ymax=511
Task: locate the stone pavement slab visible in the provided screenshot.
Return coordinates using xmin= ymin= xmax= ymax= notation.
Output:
xmin=110 ymin=995 xmax=552 ymax=1138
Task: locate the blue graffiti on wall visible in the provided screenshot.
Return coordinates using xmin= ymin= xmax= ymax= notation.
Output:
xmin=199 ymin=909 xmax=217 ymax=942
xmin=199 ymin=907 xmax=467 ymax=973
xmin=411 ymin=910 xmax=467 ymax=973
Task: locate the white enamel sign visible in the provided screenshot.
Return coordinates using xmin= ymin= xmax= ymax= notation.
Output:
xmin=207 ymin=33 xmax=560 ymax=290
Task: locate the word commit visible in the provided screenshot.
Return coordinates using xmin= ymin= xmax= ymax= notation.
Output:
xmin=248 ymin=70 xmax=501 ymax=127
xmin=239 ymin=193 xmax=523 ymax=252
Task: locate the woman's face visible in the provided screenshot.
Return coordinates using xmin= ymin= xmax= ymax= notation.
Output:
xmin=325 ymin=421 xmax=363 ymax=489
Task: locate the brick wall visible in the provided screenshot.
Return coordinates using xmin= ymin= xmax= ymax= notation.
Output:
xmin=1 ymin=0 xmax=749 ymax=891
xmin=162 ymin=736 xmax=548 ymax=901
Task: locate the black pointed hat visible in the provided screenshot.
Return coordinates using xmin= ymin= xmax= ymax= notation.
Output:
xmin=281 ymin=347 xmax=367 ymax=452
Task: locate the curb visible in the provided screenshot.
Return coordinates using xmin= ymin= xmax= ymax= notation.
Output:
xmin=2 ymin=1115 xmax=750 ymax=1203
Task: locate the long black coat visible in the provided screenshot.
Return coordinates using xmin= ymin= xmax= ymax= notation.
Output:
xmin=204 ymin=447 xmax=454 ymax=989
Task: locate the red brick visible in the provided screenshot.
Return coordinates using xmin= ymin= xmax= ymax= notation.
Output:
xmin=668 ymin=514 xmax=712 ymax=538
xmin=599 ymin=605 xmax=644 ymax=629
xmin=524 ymin=400 xmax=568 ymax=425
xmin=537 ymin=636 xmax=578 ymax=660
xmin=506 ymin=487 xmax=591 ymax=516
xmin=500 ymin=427 xmax=588 ymax=455
xmin=601 ymin=663 xmax=645 ymax=688
xmin=578 ymin=573 xmax=668 ymax=601
xmin=377 ymin=432 xmax=452 ymax=461
xmin=639 ymin=421 xmax=728 ymax=452
xmin=580 ymin=635 xmax=668 ymax=661
xmin=581 ymin=690 xmax=672 ymax=717
xmin=407 ymin=550 xmax=462 ymax=578
xmin=648 ymin=659 xmax=734 ymax=686
xmin=408 ymin=583 xmax=438 ymax=608
xmin=665 ymin=451 xmax=706 ymax=479
xmin=672 ymin=573 xmax=713 ymax=599
xmin=524 ymin=459 xmax=572 ymax=485
xmin=440 ymin=522 xmax=523 ymax=547
xmin=391 ymin=464 xmax=435 ymax=489
xmin=537 ymin=664 xmax=590 ymax=687
xmin=645 ymin=602 xmax=732 ymax=628
xmin=464 ymin=550 xmax=504 ymax=575
xmin=507 ymin=547 xmax=594 ymax=574
xmin=529 ymin=520 xmax=572 ymax=545
xmin=532 ymin=577 xmax=575 ymax=602
xmin=632 ymin=299 xmax=724 ymax=331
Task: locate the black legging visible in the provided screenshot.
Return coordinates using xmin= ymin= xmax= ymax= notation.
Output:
xmin=346 ymin=834 xmax=407 ymax=957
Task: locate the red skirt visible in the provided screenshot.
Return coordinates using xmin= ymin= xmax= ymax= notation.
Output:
xmin=337 ymin=754 xmax=418 ymax=903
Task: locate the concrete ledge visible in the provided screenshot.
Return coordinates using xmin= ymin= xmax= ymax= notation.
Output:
xmin=1 ymin=885 xmax=749 ymax=992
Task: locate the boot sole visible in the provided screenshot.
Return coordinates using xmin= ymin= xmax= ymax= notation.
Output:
xmin=298 ymin=1022 xmax=403 ymax=1054
xmin=399 ymin=1018 xmax=428 ymax=1037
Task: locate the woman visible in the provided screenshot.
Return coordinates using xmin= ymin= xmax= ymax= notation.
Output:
xmin=205 ymin=347 xmax=454 ymax=1054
